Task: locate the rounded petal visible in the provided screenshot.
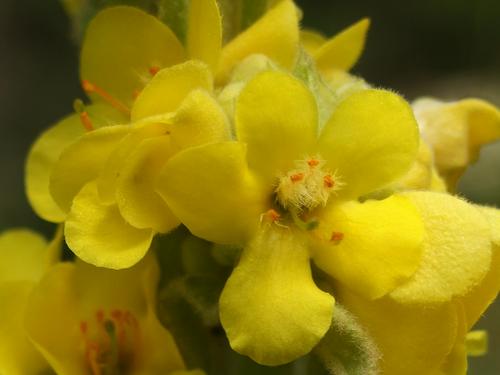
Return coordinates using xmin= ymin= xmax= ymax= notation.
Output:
xmin=131 ymin=60 xmax=213 ymax=121
xmin=314 ymin=18 xmax=370 ymax=72
xmin=50 ymin=125 xmax=130 ymax=213
xmin=0 ymin=229 xmax=47 ymax=283
xmin=217 ymin=0 xmax=299 ymax=83
xmin=220 ymin=227 xmax=334 ymax=365
xmin=0 ymin=282 xmax=51 ymax=375
xmin=235 ymin=71 xmax=318 ymax=183
xmin=157 ymin=142 xmax=268 ymax=245
xmin=318 ymin=89 xmax=419 ymax=199
xmin=81 ymin=6 xmax=185 ymax=106
xmin=311 ymin=195 xmax=424 ymax=299
xmin=390 ymin=192 xmax=492 ymax=304
xmin=26 ymin=113 xmax=84 ymax=222
xmin=337 ymin=287 xmax=458 ymax=375
xmin=65 ymin=182 xmax=154 ymax=269
xmin=187 ymin=0 xmax=222 ymax=72
xmin=116 ymin=136 xmax=180 ymax=233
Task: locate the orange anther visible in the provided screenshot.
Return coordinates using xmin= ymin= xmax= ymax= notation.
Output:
xmin=264 ymin=209 xmax=280 ymax=222
xmin=308 ymin=159 xmax=320 ymax=167
xmin=96 ymin=309 xmax=104 ymax=323
xmin=111 ymin=309 xmax=123 ymax=321
xmin=80 ymin=321 xmax=88 ymax=334
xmin=330 ymin=232 xmax=344 ymax=243
xmin=81 ymin=79 xmax=130 ymax=115
xmin=149 ymin=65 xmax=161 ymax=76
xmin=324 ymin=174 xmax=334 ymax=188
xmin=290 ymin=173 xmax=304 ymax=183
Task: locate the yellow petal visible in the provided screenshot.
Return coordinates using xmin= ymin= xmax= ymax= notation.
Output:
xmin=414 ymin=98 xmax=500 ymax=188
xmin=25 ymin=264 xmax=84 ymax=375
xmin=314 ymin=18 xmax=370 ymax=72
xmin=157 ymin=142 xmax=268 ymax=245
xmin=397 ymin=140 xmax=434 ymax=190
xmin=131 ymin=60 xmax=213 ymax=121
xmin=300 ymin=29 xmax=326 ymax=55
xmin=390 ymin=192 xmax=492 ymax=304
xmin=187 ymin=0 xmax=222 ymax=72
xmin=168 ymin=89 xmax=230 ymax=153
xmin=0 ymin=282 xmax=51 ymax=375
xmin=220 ymin=227 xmax=334 ymax=365
xmin=235 ymin=71 xmax=317 ymax=183
xmin=65 ymin=182 xmax=154 ymax=269
xmin=337 ymin=287 xmax=458 ymax=375
xmin=0 ymin=229 xmax=47 ymax=283
xmin=116 ymin=136 xmax=180 ymax=232
xmin=97 ymin=122 xmax=169 ymax=204
xmin=312 ymin=195 xmax=424 ymax=299
xmin=26 ymin=114 xmax=84 ymax=222
xmin=217 ymin=0 xmax=299 ymax=83
xmin=81 ymin=6 xmax=185 ymax=106
xmin=318 ymin=89 xmax=419 ymax=199
xmin=50 ymin=125 xmax=130 ymax=213
xmin=460 ymin=206 xmax=500 ymax=329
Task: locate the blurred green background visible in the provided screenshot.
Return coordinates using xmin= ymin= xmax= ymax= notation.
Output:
xmin=0 ymin=0 xmax=499 ymax=373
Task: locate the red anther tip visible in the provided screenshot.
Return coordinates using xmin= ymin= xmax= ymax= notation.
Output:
xmin=290 ymin=173 xmax=304 ymax=183
xmin=330 ymin=232 xmax=344 ymax=242
xmin=324 ymin=175 xmax=334 ymax=188
xmin=308 ymin=159 xmax=320 ymax=167
xmin=149 ymin=66 xmax=161 ymax=76
xmin=265 ymin=209 xmax=280 ymax=222
xmin=80 ymin=112 xmax=94 ymax=132
xmin=81 ymin=80 xmax=94 ymax=92
xmin=80 ymin=321 xmax=88 ymax=334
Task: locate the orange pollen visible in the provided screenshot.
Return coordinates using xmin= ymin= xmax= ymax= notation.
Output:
xmin=82 ymin=80 xmax=130 ymax=115
xmin=308 ymin=159 xmax=320 ymax=167
xmin=330 ymin=232 xmax=344 ymax=242
xmin=148 ymin=66 xmax=161 ymax=76
xmin=80 ymin=321 xmax=88 ymax=334
xmin=79 ymin=111 xmax=94 ymax=132
xmin=96 ymin=309 xmax=104 ymax=323
xmin=324 ymin=174 xmax=334 ymax=188
xmin=290 ymin=173 xmax=304 ymax=183
xmin=265 ymin=209 xmax=281 ymax=222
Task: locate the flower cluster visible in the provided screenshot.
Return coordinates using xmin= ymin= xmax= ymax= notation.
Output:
xmin=2 ymin=1 xmax=500 ymax=374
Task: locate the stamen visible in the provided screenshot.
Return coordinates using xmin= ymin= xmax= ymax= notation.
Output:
xmin=290 ymin=173 xmax=304 ymax=183
xmin=307 ymin=158 xmax=320 ymax=168
xmin=324 ymin=174 xmax=335 ymax=188
xmin=291 ymin=210 xmax=318 ymax=231
xmin=80 ymin=321 xmax=88 ymax=334
xmin=330 ymin=231 xmax=344 ymax=244
xmin=82 ymin=80 xmax=130 ymax=115
xmin=262 ymin=209 xmax=280 ymax=223
xmin=148 ymin=66 xmax=161 ymax=76
xmin=73 ymin=99 xmax=94 ymax=132
xmin=96 ymin=309 xmax=104 ymax=323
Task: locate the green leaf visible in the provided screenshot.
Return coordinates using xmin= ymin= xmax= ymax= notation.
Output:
xmin=314 ymin=305 xmax=380 ymax=375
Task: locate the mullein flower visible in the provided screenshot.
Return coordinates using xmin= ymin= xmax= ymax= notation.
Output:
xmin=155 ymin=70 xmax=426 ymax=365
xmin=24 ymin=253 xmax=201 ymax=375
xmin=0 ymin=227 xmax=62 ymax=375
xmin=48 ymin=61 xmax=229 ymax=269
xmin=412 ymin=97 xmax=500 ymax=190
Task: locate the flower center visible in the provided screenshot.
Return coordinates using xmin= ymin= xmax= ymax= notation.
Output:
xmin=275 ymin=156 xmax=342 ymax=213
xmin=80 ymin=309 xmax=141 ymax=375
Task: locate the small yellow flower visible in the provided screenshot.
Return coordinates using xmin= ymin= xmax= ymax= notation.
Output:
xmin=24 ymin=254 xmax=198 ymax=375
xmin=0 ymin=227 xmax=62 ymax=375
xmin=413 ymin=97 xmax=500 ymax=190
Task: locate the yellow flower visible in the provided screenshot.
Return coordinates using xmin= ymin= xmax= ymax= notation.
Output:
xmin=156 ymin=70 xmax=429 ymax=365
xmin=0 ymin=227 xmax=62 ymax=375
xmin=413 ymin=97 xmax=500 ymax=191
xmin=47 ymin=61 xmax=229 ymax=269
xmin=24 ymin=253 xmax=199 ymax=375
xmin=27 ymin=0 xmax=299 ymax=223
